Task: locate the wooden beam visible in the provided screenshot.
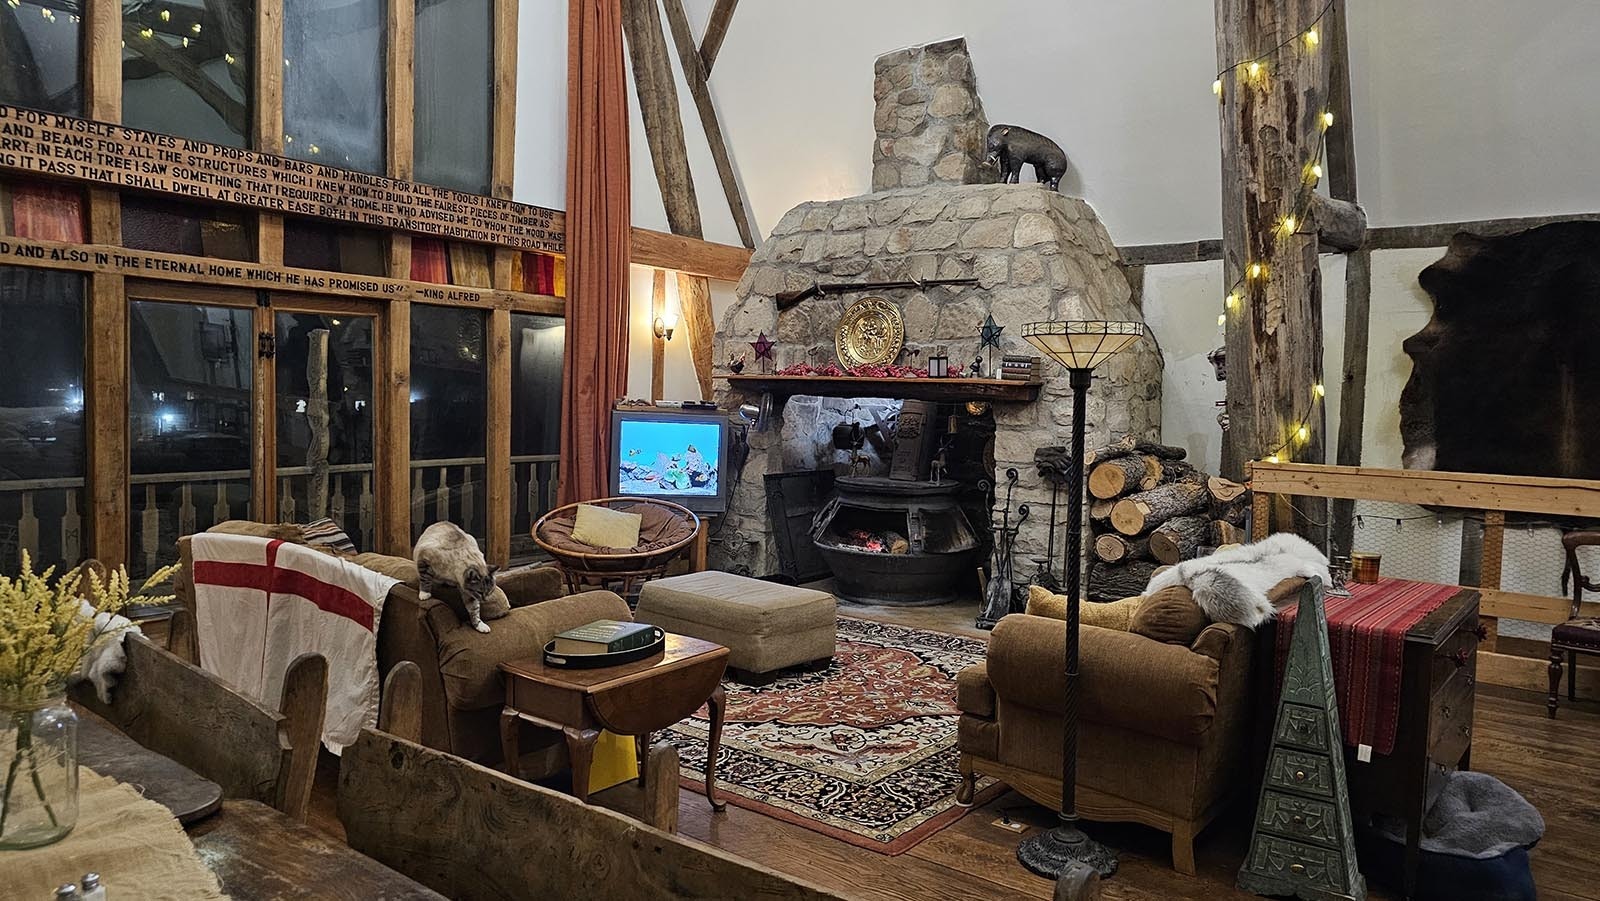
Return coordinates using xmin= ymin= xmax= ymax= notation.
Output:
xmin=377 ymin=300 xmax=411 ymax=555
xmin=255 ymin=0 xmax=285 ymax=265
xmin=491 ymin=0 xmax=519 ymax=201
xmin=1329 ymin=247 xmax=1370 ymax=557
xmin=1480 ymin=589 xmax=1598 ymax=626
xmin=631 ymin=227 xmax=748 ymax=281
xmin=486 ymin=308 xmax=511 ymax=565
xmin=662 ymin=0 xmax=756 ymax=248
xmin=1117 ymin=239 xmax=1224 ymax=266
xmin=698 ymin=0 xmax=738 ymax=74
xmin=84 ymin=0 xmax=125 ymax=567
xmin=621 ymin=0 xmax=702 ymax=238
xmin=1478 ymin=509 xmax=1505 ymax=650
xmin=1307 ymin=194 xmax=1366 ymax=251
xmin=650 ymin=268 xmax=667 ymax=401
xmin=387 ymin=0 xmax=415 ymax=181
xmin=677 ymin=270 xmax=715 ymax=399
xmin=1215 ymin=0 xmax=1329 ymax=490
xmin=1247 ymin=462 xmax=1600 ymax=518
xmin=1324 ymin=0 xmax=1358 ymax=201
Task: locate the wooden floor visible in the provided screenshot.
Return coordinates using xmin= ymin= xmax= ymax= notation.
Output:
xmin=301 ymin=597 xmax=1600 ymax=900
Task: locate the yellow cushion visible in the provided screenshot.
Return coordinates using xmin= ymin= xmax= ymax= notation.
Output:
xmin=1024 ymin=584 xmax=1139 ymax=631
xmin=571 ymin=504 xmax=643 ymax=549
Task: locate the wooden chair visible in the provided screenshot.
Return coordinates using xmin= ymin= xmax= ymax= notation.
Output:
xmin=337 ymin=721 xmax=847 ymax=901
xmin=70 ymin=612 xmax=329 ymax=821
xmin=1550 ymin=530 xmax=1600 ymax=716
xmin=533 ymin=496 xmax=700 ymax=596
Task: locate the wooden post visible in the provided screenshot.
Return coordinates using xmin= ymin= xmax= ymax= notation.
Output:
xmin=1478 ymin=510 xmax=1504 ymax=652
xmin=255 ymin=0 xmax=285 ymax=265
xmin=621 ymin=0 xmax=702 ymax=238
xmin=491 ymin=0 xmax=519 ymax=202
xmin=650 ymin=268 xmax=667 ymax=402
xmin=379 ymin=302 xmax=411 ymax=555
xmin=487 ymin=308 xmax=512 ymax=565
xmin=1215 ymin=0 xmax=1331 ymax=540
xmin=698 ymin=0 xmax=738 ymax=74
xmin=306 ymin=329 xmax=331 ymax=520
xmin=661 ymin=0 xmax=756 ymax=248
xmin=84 ymin=0 xmax=126 ymax=568
xmin=676 ymin=271 xmax=715 ymax=400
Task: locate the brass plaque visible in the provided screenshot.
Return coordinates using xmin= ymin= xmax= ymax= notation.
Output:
xmin=834 ymin=296 xmax=905 ymax=368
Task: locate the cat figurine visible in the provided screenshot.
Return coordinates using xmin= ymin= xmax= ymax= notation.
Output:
xmin=413 ymin=522 xmax=499 ymax=633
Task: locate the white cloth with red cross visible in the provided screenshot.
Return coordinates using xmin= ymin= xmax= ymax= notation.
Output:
xmin=191 ymin=533 xmax=399 ymax=753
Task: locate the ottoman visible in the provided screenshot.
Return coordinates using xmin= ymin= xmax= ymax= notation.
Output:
xmin=635 ymin=571 xmax=836 ymax=683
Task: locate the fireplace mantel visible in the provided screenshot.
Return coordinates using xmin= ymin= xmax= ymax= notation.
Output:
xmin=723 ymin=374 xmax=1042 ymax=404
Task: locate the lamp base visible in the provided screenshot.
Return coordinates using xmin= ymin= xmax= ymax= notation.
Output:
xmin=1017 ymin=823 xmax=1118 ymax=880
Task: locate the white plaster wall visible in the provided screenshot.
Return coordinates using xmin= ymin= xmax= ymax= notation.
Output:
xmin=623 ymin=268 xmax=737 ymax=401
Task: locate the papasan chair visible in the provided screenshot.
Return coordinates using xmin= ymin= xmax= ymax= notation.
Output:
xmin=533 ymin=497 xmax=700 ymax=598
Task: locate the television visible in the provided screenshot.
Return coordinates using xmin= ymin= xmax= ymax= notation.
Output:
xmin=610 ymin=409 xmax=731 ymax=514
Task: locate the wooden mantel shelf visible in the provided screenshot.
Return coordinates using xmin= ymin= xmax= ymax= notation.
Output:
xmin=722 ymin=374 xmax=1043 ymax=404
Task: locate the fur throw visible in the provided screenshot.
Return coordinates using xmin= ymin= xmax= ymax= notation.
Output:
xmin=1143 ymin=532 xmax=1330 ymax=628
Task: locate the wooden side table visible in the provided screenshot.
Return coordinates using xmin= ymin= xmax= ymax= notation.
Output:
xmin=498 ymin=633 xmax=730 ymax=809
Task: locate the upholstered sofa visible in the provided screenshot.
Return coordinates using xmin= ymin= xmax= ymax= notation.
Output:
xmin=955 ymin=580 xmax=1300 ymax=875
xmin=173 ymin=523 xmax=632 ymax=766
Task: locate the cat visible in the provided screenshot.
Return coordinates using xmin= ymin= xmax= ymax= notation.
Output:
xmin=413 ymin=522 xmax=499 ymax=633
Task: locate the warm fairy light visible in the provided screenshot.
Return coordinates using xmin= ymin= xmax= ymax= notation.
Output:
xmin=1247 ymin=61 xmax=1262 ymax=79
xmin=1296 ymin=425 xmax=1310 ymax=441
xmin=1322 ymin=111 xmax=1335 ymax=128
xmin=1280 ymin=215 xmax=1297 ymax=235
xmin=224 ymin=52 xmax=236 ymax=64
xmin=1267 ymin=453 xmax=1281 ymax=464
xmin=191 ymin=22 xmax=201 ymax=33
xmin=139 ymin=26 xmax=153 ymax=37
xmin=159 ymin=8 xmax=170 ymax=20
xmin=1304 ymin=28 xmax=1319 ymax=48
xmin=1248 ymin=262 xmax=1267 ymax=280
xmin=309 ymin=144 xmax=321 ymax=154
xmin=284 ymin=134 xmax=294 ymax=143
xmin=1213 ymin=79 xmax=1223 ymax=97
xmin=1226 ymin=291 xmax=1241 ymax=310
xmin=1217 ymin=314 xmax=1227 ymax=327
xmin=181 ymin=36 xmax=188 ymax=47
xmin=1313 ymin=383 xmax=1326 ymax=398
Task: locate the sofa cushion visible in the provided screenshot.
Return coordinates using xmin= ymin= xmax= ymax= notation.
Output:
xmin=573 ymin=503 xmax=644 ymax=549
xmin=987 ymin=613 xmax=1220 ymax=744
xmin=493 ymin=564 xmax=566 ymax=608
xmin=209 ymin=520 xmax=304 ymax=541
xmin=347 ymin=552 xmax=420 ymax=587
xmin=1025 ymin=584 xmax=1139 ymax=630
xmin=1131 ymin=585 xmax=1210 ymax=645
xmin=436 ymin=589 xmax=632 ymax=710
xmin=300 ymin=517 xmax=358 ymax=553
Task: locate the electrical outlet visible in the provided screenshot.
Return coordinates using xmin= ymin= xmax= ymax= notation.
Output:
xmin=992 ymin=817 xmax=1027 ymax=834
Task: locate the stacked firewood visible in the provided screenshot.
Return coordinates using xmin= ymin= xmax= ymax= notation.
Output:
xmin=1082 ymin=437 xmax=1250 ymax=601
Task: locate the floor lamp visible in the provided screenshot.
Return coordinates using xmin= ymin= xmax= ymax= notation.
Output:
xmin=1016 ymin=319 xmax=1146 ymax=890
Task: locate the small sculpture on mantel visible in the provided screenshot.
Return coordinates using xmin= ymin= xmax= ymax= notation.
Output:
xmin=986 ymin=124 xmax=1069 ymax=191
xmin=727 ymin=352 xmax=747 ymax=375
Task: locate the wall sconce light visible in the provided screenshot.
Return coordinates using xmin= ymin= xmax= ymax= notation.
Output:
xmin=654 ymin=309 xmax=677 ymax=341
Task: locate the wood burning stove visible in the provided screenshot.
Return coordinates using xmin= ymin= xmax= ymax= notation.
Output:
xmin=810 ymin=476 xmax=980 ymax=606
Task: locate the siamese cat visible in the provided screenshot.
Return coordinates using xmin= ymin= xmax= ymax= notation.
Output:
xmin=413 ymin=522 xmax=498 ymax=633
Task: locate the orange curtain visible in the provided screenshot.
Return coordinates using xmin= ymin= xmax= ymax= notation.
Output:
xmin=559 ymin=0 xmax=631 ymax=505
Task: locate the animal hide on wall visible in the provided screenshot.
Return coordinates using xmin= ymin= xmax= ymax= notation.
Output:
xmin=1401 ymin=222 xmax=1600 ymax=478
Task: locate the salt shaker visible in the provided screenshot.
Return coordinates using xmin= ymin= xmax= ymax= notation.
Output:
xmin=81 ymin=873 xmax=106 ymax=901
xmin=53 ymin=885 xmax=80 ymax=900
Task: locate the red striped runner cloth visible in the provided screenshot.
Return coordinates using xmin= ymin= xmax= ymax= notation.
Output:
xmin=1274 ymin=578 xmax=1459 ymax=755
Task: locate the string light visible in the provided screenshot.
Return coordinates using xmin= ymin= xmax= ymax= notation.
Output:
xmin=1226 ymin=291 xmax=1241 ymax=310
xmin=139 ymin=26 xmax=153 ymax=38
xmin=1296 ymin=425 xmax=1310 ymax=442
xmin=1212 ymin=79 xmax=1223 ymax=98
xmin=1321 ymin=110 xmax=1335 ymax=129
xmin=1247 ymin=61 xmax=1263 ymax=80
xmin=1303 ymin=28 xmax=1319 ymax=48
xmin=1248 ymin=262 xmax=1267 ymax=280
xmin=1279 ymin=214 xmax=1297 ymax=235
xmin=1313 ymin=383 xmax=1326 ymax=398
xmin=191 ymin=22 xmax=202 ymax=33
xmin=159 ymin=8 xmax=169 ymax=20
xmin=1217 ymin=313 xmax=1227 ymax=327
xmin=224 ymin=52 xmax=236 ymax=64
xmin=181 ymin=36 xmax=188 ymax=47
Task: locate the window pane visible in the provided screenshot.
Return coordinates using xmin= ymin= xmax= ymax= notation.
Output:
xmin=0 ymin=267 xmax=85 ymax=573
xmin=414 ymin=0 xmax=491 ymax=194
xmin=130 ymin=300 xmax=253 ymax=579
xmin=0 ymin=0 xmax=83 ymax=114
xmin=283 ymin=218 xmax=386 ymax=275
xmin=283 ymin=0 xmax=385 ymax=173
xmin=122 ymin=195 xmax=255 ymax=260
xmin=410 ymin=304 xmax=485 ymax=543
xmin=510 ymin=313 xmax=561 ymax=558
xmin=122 ymin=0 xmax=252 ymax=147
xmin=276 ymin=312 xmax=375 ymax=548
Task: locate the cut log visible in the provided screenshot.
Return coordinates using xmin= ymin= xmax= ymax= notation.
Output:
xmin=1093 ymin=533 xmax=1150 ymax=564
xmin=1109 ymin=482 xmax=1208 ymax=536
xmin=1133 ymin=441 xmax=1188 ymax=461
xmin=1083 ymin=436 xmax=1137 ymax=468
xmin=1207 ymin=476 xmax=1247 ymax=502
xmin=1140 ymin=458 xmax=1200 ymax=491
xmin=1150 ymin=514 xmax=1208 ymax=565
xmin=1089 ymin=456 xmax=1148 ymax=500
xmin=1089 ymin=498 xmax=1116 ymax=524
xmin=1088 ymin=559 xmax=1160 ymax=602
xmin=1210 ymin=519 xmax=1242 ymax=547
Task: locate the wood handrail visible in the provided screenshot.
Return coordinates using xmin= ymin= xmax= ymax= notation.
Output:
xmin=1248 ymin=462 xmax=1600 ymax=518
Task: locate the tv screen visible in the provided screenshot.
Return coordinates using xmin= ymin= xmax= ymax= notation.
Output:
xmin=610 ymin=410 xmax=730 ymax=513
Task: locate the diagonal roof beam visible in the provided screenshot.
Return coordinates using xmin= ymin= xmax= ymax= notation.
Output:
xmin=662 ymin=0 xmax=756 ymax=248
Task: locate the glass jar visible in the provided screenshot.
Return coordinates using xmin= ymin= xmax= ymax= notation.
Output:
xmin=0 ymin=689 xmax=79 ymax=849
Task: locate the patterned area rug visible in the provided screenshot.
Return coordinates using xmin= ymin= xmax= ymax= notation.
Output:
xmin=663 ymin=616 xmax=1002 ymax=854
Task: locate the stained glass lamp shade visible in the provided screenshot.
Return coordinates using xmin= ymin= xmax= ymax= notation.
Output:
xmin=1022 ymin=320 xmax=1145 ymax=370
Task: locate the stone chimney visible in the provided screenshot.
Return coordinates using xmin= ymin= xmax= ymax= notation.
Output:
xmin=872 ymin=37 xmax=998 ymax=191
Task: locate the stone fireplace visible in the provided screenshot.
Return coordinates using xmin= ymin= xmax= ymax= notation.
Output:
xmin=710 ymin=39 xmax=1163 ymax=604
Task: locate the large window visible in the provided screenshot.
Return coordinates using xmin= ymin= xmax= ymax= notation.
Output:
xmin=510 ymin=312 xmax=562 ymax=557
xmin=283 ymin=0 xmax=385 ymax=173
xmin=0 ymin=267 xmax=85 ymax=574
xmin=129 ymin=300 xmax=253 ymax=579
xmin=413 ymin=0 xmax=492 ymax=194
xmin=122 ymin=196 xmax=255 ymax=261
xmin=0 ymin=0 xmax=83 ymax=114
xmin=410 ymin=304 xmax=486 ymax=544
xmin=122 ymin=0 xmax=252 ymax=147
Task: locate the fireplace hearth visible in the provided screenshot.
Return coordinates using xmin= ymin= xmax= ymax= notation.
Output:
xmin=811 ymin=476 xmax=980 ymax=606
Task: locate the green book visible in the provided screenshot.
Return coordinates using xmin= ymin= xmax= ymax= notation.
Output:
xmin=551 ymin=620 xmax=657 ymax=656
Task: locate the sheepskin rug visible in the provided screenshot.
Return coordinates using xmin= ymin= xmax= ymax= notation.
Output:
xmin=1144 ymin=532 xmax=1331 ymax=627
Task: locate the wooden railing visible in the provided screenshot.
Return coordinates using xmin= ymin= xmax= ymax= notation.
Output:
xmin=511 ymin=454 xmax=560 ymax=559
xmin=1249 ymin=462 xmax=1600 ymax=692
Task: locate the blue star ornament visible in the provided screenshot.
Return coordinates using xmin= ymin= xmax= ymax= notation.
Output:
xmin=978 ymin=315 xmax=1005 ymax=351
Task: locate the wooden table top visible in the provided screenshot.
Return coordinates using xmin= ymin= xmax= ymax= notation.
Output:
xmin=501 ymin=632 xmax=729 ymax=693
xmin=77 ymin=706 xmax=223 ymax=824
xmin=188 ymin=800 xmax=447 ymax=900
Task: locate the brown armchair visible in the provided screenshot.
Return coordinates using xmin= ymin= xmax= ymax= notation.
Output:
xmin=175 ymin=526 xmax=631 ymax=766
xmin=955 ymin=589 xmax=1266 ymax=875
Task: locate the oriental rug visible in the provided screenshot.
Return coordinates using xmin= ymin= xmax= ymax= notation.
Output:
xmin=663 ymin=616 xmax=1003 ymax=854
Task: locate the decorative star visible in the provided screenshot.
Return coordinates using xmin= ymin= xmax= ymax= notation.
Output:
xmin=978 ymin=315 xmax=1005 ymax=351
xmin=750 ymin=332 xmax=777 ymax=362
